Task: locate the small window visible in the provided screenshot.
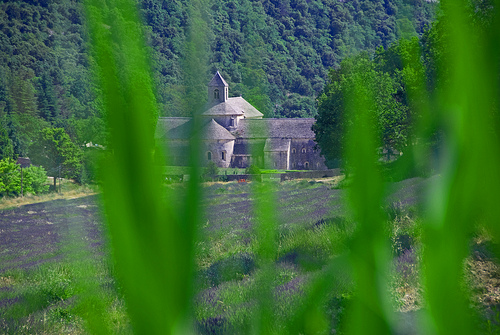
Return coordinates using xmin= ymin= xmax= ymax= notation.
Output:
xmin=304 ymin=162 xmax=309 ymax=169
xmin=291 ymin=148 xmax=296 ymax=154
xmin=274 ymin=162 xmax=277 ymax=167
xmin=292 ymin=162 xmax=295 ymax=168
xmin=207 ymin=151 xmax=212 ymax=160
xmin=316 ymin=162 xmax=320 ymax=168
xmin=301 ymin=148 xmax=306 ymax=154
xmin=221 ymin=151 xmax=226 ymax=161
xmin=230 ymin=117 xmax=235 ymax=127
xmin=214 ymin=89 xmax=219 ymax=99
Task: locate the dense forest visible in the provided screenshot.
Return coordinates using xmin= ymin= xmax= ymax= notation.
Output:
xmin=313 ymin=0 xmax=498 ymax=171
xmin=144 ymin=0 xmax=437 ymax=117
xmin=0 ymin=0 xmax=437 ymax=167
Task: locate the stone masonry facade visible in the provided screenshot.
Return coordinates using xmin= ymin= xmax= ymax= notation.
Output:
xmin=155 ymin=72 xmax=327 ymax=170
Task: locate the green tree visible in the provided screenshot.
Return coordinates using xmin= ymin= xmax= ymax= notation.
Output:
xmin=313 ymin=53 xmax=410 ymax=168
xmin=245 ymin=164 xmax=261 ymax=175
xmin=204 ymin=161 xmax=219 ymax=179
xmin=29 ymin=127 xmax=83 ymax=189
xmin=23 ymin=165 xmax=50 ymax=194
xmin=0 ymin=124 xmax=14 ymax=160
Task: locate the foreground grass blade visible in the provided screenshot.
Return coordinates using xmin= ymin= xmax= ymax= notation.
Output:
xmin=343 ymin=62 xmax=393 ymax=335
xmin=84 ymin=0 xmax=198 ymax=333
xmin=422 ymin=1 xmax=500 ymax=334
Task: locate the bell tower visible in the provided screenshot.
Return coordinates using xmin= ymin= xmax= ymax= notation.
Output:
xmin=208 ymin=71 xmax=229 ymax=104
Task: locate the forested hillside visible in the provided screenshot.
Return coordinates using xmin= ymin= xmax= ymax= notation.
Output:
xmin=0 ymin=0 xmax=437 ymax=161
xmin=143 ymin=0 xmax=437 ymax=117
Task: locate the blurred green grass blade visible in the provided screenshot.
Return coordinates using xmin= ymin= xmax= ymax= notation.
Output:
xmin=476 ymin=0 xmax=500 ymax=259
xmin=247 ymin=120 xmax=279 ymax=334
xmin=284 ymin=254 xmax=352 ymax=335
xmin=84 ymin=0 xmax=199 ymax=333
xmin=422 ymin=1 xmax=500 ymax=334
xmin=342 ymin=62 xmax=393 ymax=335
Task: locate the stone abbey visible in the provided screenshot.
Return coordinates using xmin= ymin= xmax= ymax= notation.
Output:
xmin=155 ymin=72 xmax=327 ymax=170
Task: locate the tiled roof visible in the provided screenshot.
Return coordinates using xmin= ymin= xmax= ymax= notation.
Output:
xmin=201 ymin=119 xmax=235 ymax=140
xmin=234 ymin=118 xmax=316 ymax=139
xmin=202 ymin=102 xmax=244 ymax=116
xmin=208 ymin=71 xmax=228 ymax=87
xmin=226 ymin=97 xmax=263 ymax=118
xmin=202 ymin=97 xmax=264 ymax=117
xmin=155 ymin=118 xmax=235 ymax=140
xmin=156 ymin=117 xmax=317 ymax=141
xmin=264 ymin=138 xmax=291 ymax=152
xmin=155 ymin=117 xmax=191 ymax=139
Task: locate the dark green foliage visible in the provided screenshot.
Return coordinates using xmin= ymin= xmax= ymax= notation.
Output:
xmin=0 ymin=0 xmax=437 ymax=152
xmin=314 ymin=51 xmax=411 ymax=168
xmin=245 ymin=164 xmax=261 ymax=175
xmin=0 ymin=0 xmax=105 ymax=157
xmin=204 ymin=160 xmax=219 ymax=178
xmin=81 ymin=147 xmax=103 ymax=184
xmin=0 ymin=123 xmax=14 ymax=160
xmin=274 ymin=94 xmax=317 ymax=118
xmin=29 ymin=128 xmax=83 ymax=187
xmin=139 ymin=0 xmax=436 ymax=117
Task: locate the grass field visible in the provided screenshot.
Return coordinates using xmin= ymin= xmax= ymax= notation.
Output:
xmin=0 ymin=178 xmax=498 ymax=334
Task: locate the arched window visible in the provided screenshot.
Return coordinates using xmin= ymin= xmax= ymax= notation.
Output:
xmin=301 ymin=148 xmax=306 ymax=153
xmin=214 ymin=89 xmax=219 ymax=99
xmin=207 ymin=151 xmax=212 ymax=160
xmin=291 ymin=148 xmax=296 ymax=154
xmin=304 ymin=162 xmax=309 ymax=169
xmin=316 ymin=162 xmax=320 ymax=168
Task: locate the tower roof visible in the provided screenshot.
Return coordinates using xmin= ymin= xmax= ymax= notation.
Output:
xmin=201 ymin=119 xmax=236 ymax=140
xmin=208 ymin=71 xmax=229 ymax=87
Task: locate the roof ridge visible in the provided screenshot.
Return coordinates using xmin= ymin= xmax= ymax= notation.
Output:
xmin=208 ymin=71 xmax=229 ymax=87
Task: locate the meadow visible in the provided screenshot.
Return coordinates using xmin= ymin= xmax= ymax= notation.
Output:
xmin=0 ymin=177 xmax=498 ymax=334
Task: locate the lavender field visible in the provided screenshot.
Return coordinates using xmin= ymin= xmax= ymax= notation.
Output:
xmin=0 ymin=177 xmax=498 ymax=334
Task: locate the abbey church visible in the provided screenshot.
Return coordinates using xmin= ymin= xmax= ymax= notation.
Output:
xmin=155 ymin=72 xmax=327 ymax=170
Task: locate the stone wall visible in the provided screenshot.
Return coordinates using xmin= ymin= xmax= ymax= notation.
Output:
xmin=280 ymin=169 xmax=341 ymax=181
xmin=264 ymin=151 xmax=289 ymax=170
xmin=289 ymin=139 xmax=327 ymax=170
xmin=203 ymin=139 xmax=235 ymax=168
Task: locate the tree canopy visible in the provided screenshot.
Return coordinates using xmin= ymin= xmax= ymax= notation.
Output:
xmin=29 ymin=127 xmax=82 ymax=187
xmin=314 ymin=51 xmax=411 ymax=167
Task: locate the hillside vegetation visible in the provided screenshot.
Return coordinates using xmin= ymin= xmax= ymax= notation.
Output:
xmin=0 ymin=0 xmax=437 ymax=161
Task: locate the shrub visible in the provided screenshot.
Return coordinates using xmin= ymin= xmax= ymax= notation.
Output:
xmin=245 ymin=165 xmax=261 ymax=175
xmin=0 ymin=158 xmax=21 ymax=197
xmin=204 ymin=161 xmax=219 ymax=178
xmin=23 ymin=166 xmax=50 ymax=194
xmin=0 ymin=158 xmax=50 ymax=197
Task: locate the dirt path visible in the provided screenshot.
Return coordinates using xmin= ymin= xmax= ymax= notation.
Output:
xmin=0 ymin=190 xmax=98 ymax=210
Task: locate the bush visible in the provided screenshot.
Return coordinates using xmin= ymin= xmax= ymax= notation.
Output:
xmin=23 ymin=166 xmax=50 ymax=194
xmin=245 ymin=165 xmax=261 ymax=175
xmin=204 ymin=161 xmax=219 ymax=178
xmin=81 ymin=148 xmax=104 ymax=184
xmin=0 ymin=158 xmax=21 ymax=197
xmin=0 ymin=158 xmax=49 ymax=197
